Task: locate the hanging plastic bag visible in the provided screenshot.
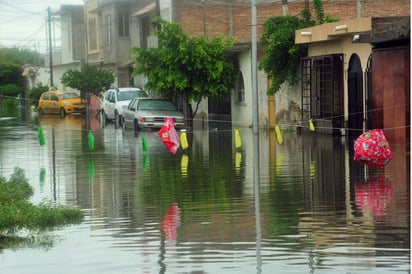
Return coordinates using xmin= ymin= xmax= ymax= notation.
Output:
xmin=353 ymin=129 xmax=392 ymax=168
xmin=158 ymin=117 xmax=180 ymax=154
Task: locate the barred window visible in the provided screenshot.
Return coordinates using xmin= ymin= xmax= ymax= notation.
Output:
xmin=236 ymin=71 xmax=245 ymax=103
xmin=118 ymin=12 xmax=129 ymax=38
xmin=106 ymin=15 xmax=112 ymax=46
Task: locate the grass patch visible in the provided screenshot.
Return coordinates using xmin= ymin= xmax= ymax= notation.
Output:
xmin=0 ymin=167 xmax=83 ymax=247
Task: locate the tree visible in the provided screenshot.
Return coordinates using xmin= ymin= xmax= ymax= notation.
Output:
xmin=259 ymin=15 xmax=307 ymax=95
xmin=0 ymin=63 xmax=25 ymax=111
xmin=61 ymin=62 xmax=115 ymax=100
xmin=259 ymin=0 xmax=338 ymax=95
xmin=130 ymin=17 xmax=236 ymax=125
xmin=0 ymin=47 xmax=44 ymax=67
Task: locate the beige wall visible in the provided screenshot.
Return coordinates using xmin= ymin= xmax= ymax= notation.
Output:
xmin=307 ymin=37 xmax=371 ymax=122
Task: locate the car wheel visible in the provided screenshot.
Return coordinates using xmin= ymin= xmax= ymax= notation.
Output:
xmin=114 ymin=112 xmax=120 ymax=128
xmin=122 ymin=117 xmax=126 ymax=130
xmin=59 ymin=108 xmax=66 ymax=118
xmin=134 ymin=119 xmax=140 ymax=134
xmin=118 ymin=115 xmax=123 ymax=126
xmin=101 ymin=109 xmax=108 ymax=122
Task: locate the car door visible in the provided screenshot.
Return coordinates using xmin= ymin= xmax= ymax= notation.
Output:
xmin=49 ymin=93 xmax=60 ymax=113
xmin=39 ymin=92 xmax=50 ymax=113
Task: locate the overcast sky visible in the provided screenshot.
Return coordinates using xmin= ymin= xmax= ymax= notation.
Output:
xmin=0 ymin=0 xmax=84 ymax=53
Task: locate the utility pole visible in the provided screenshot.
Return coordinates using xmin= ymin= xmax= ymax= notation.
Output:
xmin=305 ymin=0 xmax=310 ymax=27
xmin=251 ymin=0 xmax=258 ymax=134
xmin=155 ymin=0 xmax=161 ymax=18
xmin=251 ymin=2 xmax=261 ymax=272
xmin=84 ymin=0 xmax=88 ymax=63
xmin=48 ymin=6 xmax=54 ymax=87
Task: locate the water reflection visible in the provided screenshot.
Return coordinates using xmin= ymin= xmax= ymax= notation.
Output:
xmin=0 ymin=111 xmax=409 ymax=273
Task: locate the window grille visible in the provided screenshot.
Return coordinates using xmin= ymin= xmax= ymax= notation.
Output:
xmin=106 ymin=15 xmax=112 ymax=46
xmin=118 ymin=12 xmax=129 ymax=38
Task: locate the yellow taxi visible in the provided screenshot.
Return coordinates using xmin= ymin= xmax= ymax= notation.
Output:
xmin=38 ymin=90 xmax=86 ymax=117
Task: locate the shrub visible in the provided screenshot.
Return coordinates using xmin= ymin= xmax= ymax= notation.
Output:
xmin=28 ymin=83 xmax=49 ymax=107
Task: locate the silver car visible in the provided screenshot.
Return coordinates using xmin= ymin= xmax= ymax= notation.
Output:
xmin=101 ymin=87 xmax=148 ymax=125
xmin=123 ymin=98 xmax=185 ymax=132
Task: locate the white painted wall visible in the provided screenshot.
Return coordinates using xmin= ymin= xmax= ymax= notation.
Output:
xmin=231 ymin=49 xmax=269 ymax=129
xmin=232 ymin=50 xmax=252 ymax=128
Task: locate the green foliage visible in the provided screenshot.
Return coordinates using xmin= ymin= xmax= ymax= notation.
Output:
xmin=259 ymin=15 xmax=307 ymax=95
xmin=0 ymin=63 xmax=25 ymax=87
xmin=130 ymin=17 xmax=236 ymax=118
xmin=0 ymin=83 xmax=20 ymax=96
xmin=312 ymin=0 xmax=325 ymax=24
xmin=0 ymin=98 xmax=18 ymax=115
xmin=259 ymin=0 xmax=339 ymax=95
xmin=28 ymin=83 xmax=49 ymax=107
xmin=61 ymin=63 xmax=115 ymax=99
xmin=0 ymin=48 xmax=44 ymax=67
xmin=0 ymin=167 xmax=83 ymax=238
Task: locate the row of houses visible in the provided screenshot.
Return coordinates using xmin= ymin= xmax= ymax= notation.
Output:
xmin=25 ymin=0 xmax=410 ymax=142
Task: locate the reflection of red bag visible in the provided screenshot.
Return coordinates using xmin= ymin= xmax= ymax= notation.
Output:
xmin=161 ymin=203 xmax=181 ymax=241
xmin=158 ymin=117 xmax=180 ymax=154
xmin=355 ymin=176 xmax=393 ymax=216
xmin=354 ymin=129 xmax=392 ymax=168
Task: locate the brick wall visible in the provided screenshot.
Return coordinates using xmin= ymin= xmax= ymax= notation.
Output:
xmin=175 ymin=0 xmax=410 ymax=43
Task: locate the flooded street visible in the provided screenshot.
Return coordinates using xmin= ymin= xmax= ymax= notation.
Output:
xmin=0 ymin=112 xmax=409 ymax=273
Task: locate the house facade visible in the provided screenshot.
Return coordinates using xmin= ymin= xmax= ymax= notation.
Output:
xmin=295 ymin=16 xmax=410 ymax=143
xmin=43 ymin=0 xmax=409 ymax=131
xmin=168 ymin=0 xmax=410 ymax=129
xmin=85 ymin=0 xmax=141 ymax=88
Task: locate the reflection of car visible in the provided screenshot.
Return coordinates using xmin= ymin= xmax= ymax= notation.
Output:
xmin=101 ymin=87 xmax=148 ymax=125
xmin=123 ymin=98 xmax=185 ymax=132
xmin=38 ymin=90 xmax=85 ymax=117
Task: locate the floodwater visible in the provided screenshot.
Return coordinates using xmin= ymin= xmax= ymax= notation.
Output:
xmin=0 ymin=111 xmax=410 ymax=273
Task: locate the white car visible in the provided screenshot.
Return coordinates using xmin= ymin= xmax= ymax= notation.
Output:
xmin=123 ymin=98 xmax=185 ymax=133
xmin=101 ymin=87 xmax=148 ymax=125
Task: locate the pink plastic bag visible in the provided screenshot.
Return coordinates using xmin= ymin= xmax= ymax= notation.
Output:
xmin=158 ymin=117 xmax=180 ymax=154
xmin=353 ymin=129 xmax=392 ymax=168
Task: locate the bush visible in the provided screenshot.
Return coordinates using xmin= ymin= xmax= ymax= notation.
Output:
xmin=0 ymin=98 xmax=18 ymax=115
xmin=0 ymin=83 xmax=20 ymax=97
xmin=0 ymin=168 xmax=84 ymax=238
xmin=28 ymin=83 xmax=49 ymax=107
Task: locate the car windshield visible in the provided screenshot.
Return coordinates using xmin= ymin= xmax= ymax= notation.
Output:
xmin=138 ymin=100 xmax=177 ymax=111
xmin=59 ymin=92 xmax=80 ymax=100
xmin=117 ymin=90 xmax=147 ymax=101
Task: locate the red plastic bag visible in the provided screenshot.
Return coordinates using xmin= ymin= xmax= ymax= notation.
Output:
xmin=353 ymin=129 xmax=392 ymax=168
xmin=158 ymin=117 xmax=180 ymax=154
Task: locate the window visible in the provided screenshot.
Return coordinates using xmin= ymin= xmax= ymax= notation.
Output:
xmin=106 ymin=15 xmax=112 ymax=46
xmin=301 ymin=54 xmax=343 ymax=119
xmin=50 ymin=93 xmax=59 ymax=101
xmin=41 ymin=93 xmax=50 ymax=100
xmin=235 ymin=71 xmax=245 ymax=103
xmin=118 ymin=12 xmax=129 ymax=38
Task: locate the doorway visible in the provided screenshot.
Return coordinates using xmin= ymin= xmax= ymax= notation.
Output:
xmin=348 ymin=54 xmax=364 ymax=136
